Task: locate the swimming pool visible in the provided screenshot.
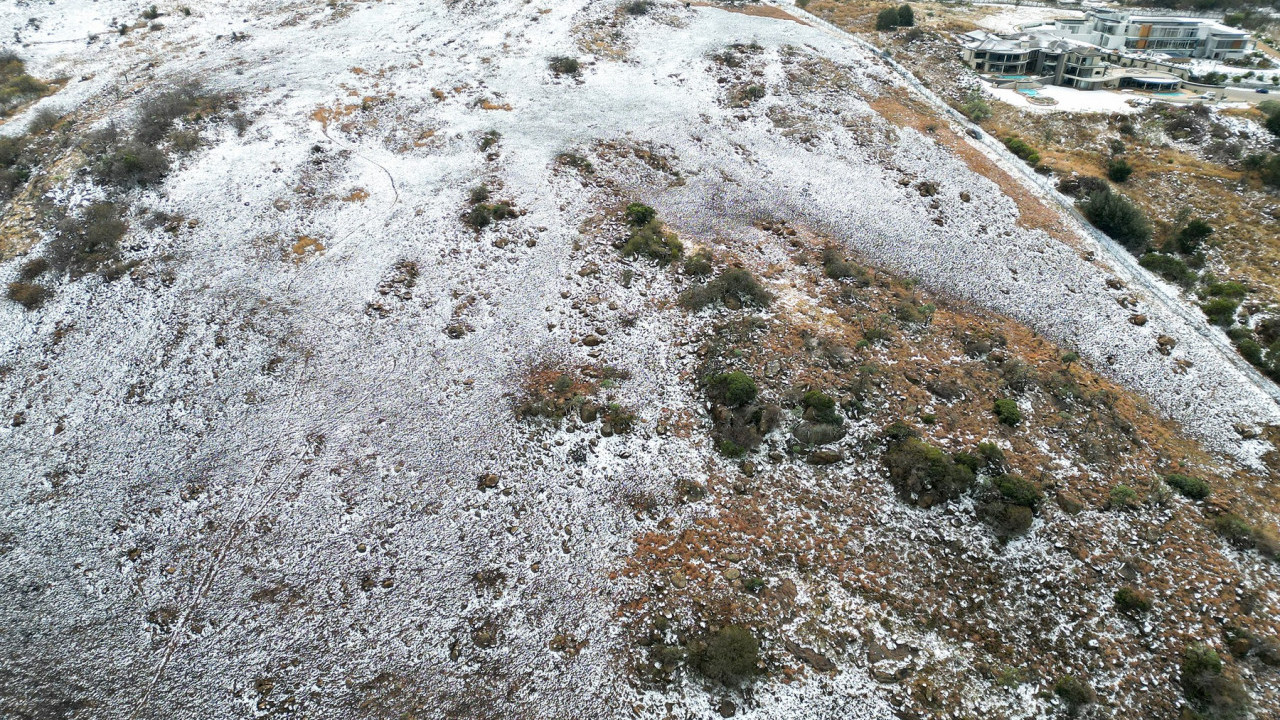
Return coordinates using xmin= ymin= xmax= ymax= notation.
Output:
xmin=1018 ymin=88 xmax=1040 ymax=97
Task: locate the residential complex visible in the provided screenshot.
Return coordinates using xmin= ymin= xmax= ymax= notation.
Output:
xmin=1023 ymin=9 xmax=1252 ymax=60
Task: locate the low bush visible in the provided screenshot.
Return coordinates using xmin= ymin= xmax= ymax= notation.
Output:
xmin=884 ymin=437 xmax=975 ymax=508
xmin=1181 ymin=643 xmax=1248 ymax=718
xmin=1174 ymin=218 xmax=1213 ymax=254
xmin=994 ymin=474 xmax=1041 ymax=508
xmin=549 ymin=56 xmax=581 ymax=76
xmin=1080 ymin=188 xmax=1151 ymax=253
xmin=821 ymin=246 xmax=866 ymax=283
xmin=683 ymin=251 xmax=713 ymax=276
xmin=694 ymin=626 xmax=759 ymax=685
xmin=1139 ymin=253 xmax=1195 ymax=285
xmin=6 ymin=281 xmax=49 ymax=310
xmin=556 ymin=152 xmax=593 ymax=174
xmin=47 ymin=202 xmax=126 ymax=276
xmin=625 ymin=0 xmax=652 ymax=15
xmin=1053 ymin=675 xmax=1096 ymax=712
xmin=622 ymin=219 xmax=682 ymax=265
xmin=1206 ymin=281 xmax=1247 ymax=298
xmin=1214 ymin=513 xmax=1255 ymax=549
xmin=1165 ymin=473 xmax=1210 ymax=500
xmin=624 ymin=202 xmax=656 ymax=226
xmin=993 ymin=398 xmax=1021 ymax=426
xmin=91 ymin=140 xmax=171 ymax=187
xmin=1003 ymin=136 xmax=1040 ymax=166
xmin=1106 ymin=158 xmax=1134 ymax=182
xmin=708 ymin=371 xmax=758 ymax=407
xmin=1109 ymin=484 xmax=1140 ymax=510
xmin=679 ymin=267 xmax=771 ymax=311
xmin=875 ymin=7 xmax=901 ymax=30
xmin=1114 ymin=586 xmax=1152 ymax=613
xmin=466 ymin=201 xmax=515 ymax=229
xmin=0 ymin=51 xmax=50 ymax=115
xmin=897 ymin=4 xmax=914 ymax=26
xmin=18 ymin=257 xmax=48 ymax=282
xmin=800 ymin=389 xmax=841 ymax=425
xmin=960 ymin=90 xmax=991 ymax=122
xmin=1200 ymin=297 xmax=1239 ymax=326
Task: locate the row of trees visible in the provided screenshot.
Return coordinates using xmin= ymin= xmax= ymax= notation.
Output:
xmin=875 ymin=4 xmax=914 ymax=31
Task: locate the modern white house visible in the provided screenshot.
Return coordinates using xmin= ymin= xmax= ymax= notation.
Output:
xmin=959 ymin=30 xmax=1185 ymax=92
xmin=1021 ymin=9 xmax=1252 ymax=60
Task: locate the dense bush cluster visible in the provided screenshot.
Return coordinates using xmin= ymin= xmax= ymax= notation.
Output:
xmin=692 ymin=626 xmax=759 ymax=685
xmin=1165 ymin=473 xmax=1211 ymax=500
xmin=679 ymin=267 xmax=772 ymax=311
xmin=1181 ymin=643 xmax=1249 ymax=719
xmin=1079 ymin=187 xmax=1151 ymax=252
xmin=87 ymin=82 xmax=232 ymax=189
xmin=875 ymin=5 xmax=914 ymax=30
xmin=464 ymin=184 xmax=516 ymax=229
xmin=883 ymin=435 xmax=975 ymax=509
xmin=620 ymin=203 xmax=682 ymax=265
xmin=0 ymin=51 xmax=49 ymax=115
xmin=1002 ymin=136 xmax=1040 ymax=166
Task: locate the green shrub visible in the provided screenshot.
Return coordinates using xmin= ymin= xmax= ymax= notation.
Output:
xmin=875 ymin=7 xmax=900 ymax=30
xmin=624 ymin=202 xmax=656 ymax=226
xmin=1175 ymin=218 xmax=1213 ymax=254
xmin=556 ymin=152 xmax=594 ymax=173
xmin=91 ymin=141 xmax=171 ymax=188
xmin=884 ymin=438 xmax=975 ymax=508
xmin=801 ymin=390 xmax=840 ymax=425
xmin=1206 ymin=281 xmax=1246 ymax=298
xmin=821 ymin=246 xmax=866 ymax=282
xmin=993 ymin=398 xmax=1021 ymax=426
xmin=1214 ymin=514 xmax=1254 ymax=549
xmin=1109 ymin=484 xmax=1139 ymax=509
xmin=1181 ymin=643 xmax=1248 ymax=718
xmin=695 ymin=626 xmax=759 ymax=685
xmin=1165 ymin=473 xmax=1210 ymax=500
xmin=961 ymin=90 xmax=991 ymax=122
xmin=1139 ymin=253 xmax=1194 ymax=285
xmin=679 ymin=267 xmax=771 ymax=311
xmin=683 ymin=251 xmax=713 ymax=276
xmin=549 ymin=56 xmax=581 ymax=76
xmin=1054 ymin=675 xmax=1096 ymax=711
xmin=1106 ymin=157 xmax=1134 ymax=182
xmin=740 ymin=85 xmax=766 ymax=102
xmin=623 ymin=219 xmax=682 ymax=265
xmin=1080 ymin=189 xmax=1151 ymax=252
xmin=1114 ymin=586 xmax=1152 ymax=613
xmin=6 ymin=281 xmax=48 ymax=310
xmin=897 ymin=4 xmax=914 ymax=26
xmin=743 ymin=577 xmax=766 ymax=593
xmin=479 ymin=130 xmax=501 ymax=151
xmin=1200 ymin=297 xmax=1239 ymax=326
xmin=708 ymin=371 xmax=758 ymax=407
xmin=994 ymin=474 xmax=1042 ymax=508
xmin=625 ymin=0 xmax=652 ymax=15
xmin=18 ymin=257 xmax=48 ymax=282
xmin=468 ymin=185 xmax=490 ymax=203
xmin=1003 ymin=136 xmax=1041 ymax=166
xmin=718 ymin=439 xmax=746 ymax=458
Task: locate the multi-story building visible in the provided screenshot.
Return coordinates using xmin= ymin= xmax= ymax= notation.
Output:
xmin=1023 ymin=9 xmax=1252 ymax=60
xmin=959 ymin=30 xmax=1185 ymax=92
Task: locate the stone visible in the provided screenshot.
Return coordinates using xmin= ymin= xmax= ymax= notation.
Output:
xmin=785 ymin=640 xmax=836 ymax=672
xmin=717 ymin=699 xmax=736 ymax=718
xmin=579 ymin=402 xmax=599 ymax=423
xmin=1056 ymin=491 xmax=1084 ymax=515
xmin=581 ymin=334 xmax=603 ymax=347
xmin=1129 ymin=314 xmax=1148 ymax=326
xmin=792 ymin=422 xmax=846 ymax=446
xmin=670 ymin=571 xmax=687 ymax=589
xmin=476 ymin=473 xmax=499 ymax=491
xmin=739 ymin=460 xmax=756 ymax=477
xmin=723 ymin=568 xmax=741 ymax=580
xmin=1157 ymin=335 xmax=1177 ymax=355
xmin=807 ymin=449 xmax=844 ymax=465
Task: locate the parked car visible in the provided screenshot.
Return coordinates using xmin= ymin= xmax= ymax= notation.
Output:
xmin=1257 ymin=88 xmax=1271 ymax=94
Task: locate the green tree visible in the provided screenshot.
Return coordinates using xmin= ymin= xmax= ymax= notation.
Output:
xmin=1267 ymin=111 xmax=1280 ymax=138
xmin=1106 ymin=158 xmax=1133 ymax=182
xmin=1175 ymin=218 xmax=1213 ymax=254
xmin=875 ymin=7 xmax=900 ymax=30
xmin=897 ymin=4 xmax=914 ymax=26
xmin=1080 ymin=189 xmax=1151 ymax=253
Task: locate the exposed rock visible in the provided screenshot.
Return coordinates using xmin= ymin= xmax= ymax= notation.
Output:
xmin=476 ymin=473 xmax=499 ymax=491
xmin=1129 ymin=314 xmax=1148 ymax=326
xmin=581 ymin=334 xmax=603 ymax=347
xmin=807 ymin=449 xmax=844 ymax=465
xmin=785 ymin=640 xmax=836 ymax=672
xmin=1056 ymin=491 xmax=1084 ymax=515
xmin=1157 ymin=335 xmax=1177 ymax=356
xmin=792 ymin=421 xmax=846 ymax=446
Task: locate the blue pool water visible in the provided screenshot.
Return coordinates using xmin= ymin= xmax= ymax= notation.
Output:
xmin=1018 ymin=89 xmax=1040 ymax=97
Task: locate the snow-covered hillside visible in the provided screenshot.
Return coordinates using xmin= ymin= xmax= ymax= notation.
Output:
xmin=2 ymin=2 xmax=1277 ymax=719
